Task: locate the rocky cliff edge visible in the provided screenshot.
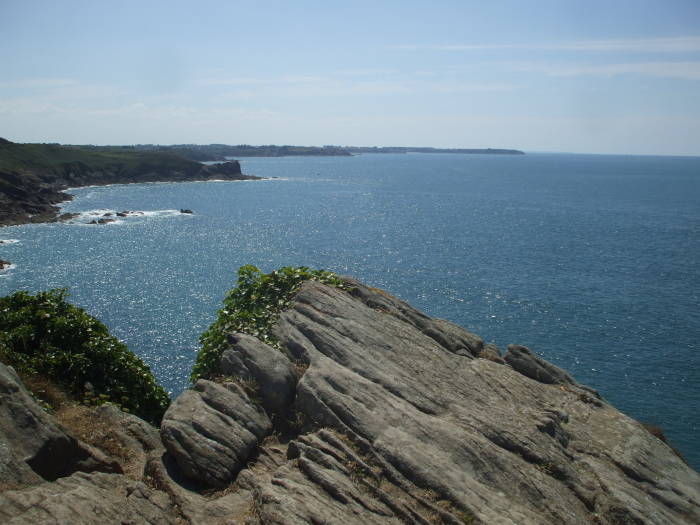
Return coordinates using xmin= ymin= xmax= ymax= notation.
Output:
xmin=1 ymin=276 xmax=698 ymax=524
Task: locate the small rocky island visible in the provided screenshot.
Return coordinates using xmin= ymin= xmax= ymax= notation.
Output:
xmin=0 ymin=268 xmax=698 ymax=524
xmin=0 ymin=138 xmax=261 ymax=226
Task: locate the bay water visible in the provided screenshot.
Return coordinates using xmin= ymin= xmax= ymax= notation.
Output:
xmin=1 ymin=152 xmax=698 ymax=468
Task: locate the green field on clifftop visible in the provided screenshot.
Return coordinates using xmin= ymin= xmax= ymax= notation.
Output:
xmin=0 ymin=139 xmax=199 ymax=174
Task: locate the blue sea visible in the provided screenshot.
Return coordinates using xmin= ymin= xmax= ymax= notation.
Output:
xmin=1 ymin=152 xmax=698 ymax=469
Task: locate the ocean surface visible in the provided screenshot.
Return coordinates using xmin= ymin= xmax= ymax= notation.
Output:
xmin=1 ymin=152 xmax=698 ymax=469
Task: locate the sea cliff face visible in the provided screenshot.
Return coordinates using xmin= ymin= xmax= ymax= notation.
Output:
xmin=1 ymin=276 xmax=698 ymax=524
xmin=0 ymin=161 xmax=257 ymax=227
xmin=0 ymin=138 xmax=260 ymax=226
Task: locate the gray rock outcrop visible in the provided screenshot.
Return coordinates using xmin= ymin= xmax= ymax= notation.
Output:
xmin=0 ymin=363 xmax=119 ymax=489
xmin=1 ymin=275 xmax=699 ymax=524
xmin=218 ymin=332 xmax=297 ymax=416
xmin=160 ymin=379 xmax=272 ymax=488
xmin=0 ymin=472 xmax=180 ymax=525
xmin=259 ymin=278 xmax=700 ymax=524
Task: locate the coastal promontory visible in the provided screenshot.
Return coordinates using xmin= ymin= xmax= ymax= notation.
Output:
xmin=0 ymin=267 xmax=698 ymax=524
xmin=0 ymin=139 xmax=260 ymax=226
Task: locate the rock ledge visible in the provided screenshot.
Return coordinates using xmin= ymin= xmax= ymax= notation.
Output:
xmin=1 ymin=276 xmax=698 ymax=524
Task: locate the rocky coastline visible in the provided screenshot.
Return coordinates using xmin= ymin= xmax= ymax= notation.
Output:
xmin=1 ymin=272 xmax=698 ymax=524
xmin=0 ymin=161 xmax=259 ymax=227
xmin=0 ymin=139 xmax=261 ymax=227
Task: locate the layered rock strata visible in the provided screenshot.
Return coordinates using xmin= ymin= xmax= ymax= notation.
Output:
xmin=1 ymin=277 xmax=699 ymax=524
xmin=0 ymin=160 xmax=258 ymax=226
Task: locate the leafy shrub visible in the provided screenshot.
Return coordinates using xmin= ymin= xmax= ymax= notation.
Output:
xmin=192 ymin=265 xmax=347 ymax=382
xmin=0 ymin=289 xmax=169 ymax=424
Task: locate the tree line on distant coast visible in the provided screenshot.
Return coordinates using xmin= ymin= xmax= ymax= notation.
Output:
xmin=131 ymin=143 xmax=525 ymax=161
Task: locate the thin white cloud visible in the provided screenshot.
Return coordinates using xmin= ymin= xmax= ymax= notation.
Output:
xmin=332 ymin=68 xmax=399 ymax=77
xmin=391 ymin=36 xmax=700 ymax=54
xmin=519 ymin=61 xmax=700 ymax=80
xmin=196 ymin=77 xmax=269 ymax=87
xmin=0 ymin=78 xmax=130 ymax=100
xmin=0 ymin=78 xmax=79 ymax=89
xmin=555 ymin=37 xmax=700 ymax=53
xmin=197 ymin=72 xmax=517 ymax=98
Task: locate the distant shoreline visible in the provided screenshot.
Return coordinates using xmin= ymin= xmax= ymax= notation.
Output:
xmin=0 ymin=139 xmax=524 ymax=227
xmin=0 ymin=172 xmax=262 ymax=228
xmin=0 ymin=139 xmax=261 ymax=227
xmin=134 ymin=143 xmax=525 ymax=161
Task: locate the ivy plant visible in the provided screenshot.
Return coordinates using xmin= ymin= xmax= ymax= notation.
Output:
xmin=192 ymin=265 xmax=347 ymax=382
xmin=0 ymin=289 xmax=170 ymax=424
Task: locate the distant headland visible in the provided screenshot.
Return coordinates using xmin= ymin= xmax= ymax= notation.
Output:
xmin=0 ymin=139 xmax=524 ymax=227
xmin=135 ymin=143 xmax=525 ymax=160
xmin=0 ymin=139 xmax=260 ymax=227
xmin=344 ymin=146 xmax=525 ymax=155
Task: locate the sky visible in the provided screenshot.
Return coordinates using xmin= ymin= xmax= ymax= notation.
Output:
xmin=1 ymin=0 xmax=699 ymax=155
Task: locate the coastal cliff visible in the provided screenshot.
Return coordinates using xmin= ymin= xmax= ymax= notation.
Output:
xmin=0 ymin=269 xmax=698 ymax=524
xmin=0 ymin=139 xmax=260 ymax=226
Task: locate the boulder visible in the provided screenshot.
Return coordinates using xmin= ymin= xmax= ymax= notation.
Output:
xmin=218 ymin=332 xmax=297 ymax=416
xmin=504 ymin=344 xmax=576 ymax=385
xmin=159 ymin=379 xmax=272 ymax=488
xmin=57 ymin=212 xmax=78 ymax=222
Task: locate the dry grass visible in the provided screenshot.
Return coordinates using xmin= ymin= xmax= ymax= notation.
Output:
xmin=0 ymin=480 xmax=30 ymax=493
xmin=17 ymin=373 xmax=70 ymax=411
xmin=55 ymin=404 xmax=144 ymax=478
xmin=211 ymin=374 xmax=263 ymax=407
xmin=642 ymin=423 xmax=688 ymax=464
xmin=367 ymin=286 xmax=392 ymax=297
xmin=292 ymin=360 xmax=309 ymax=381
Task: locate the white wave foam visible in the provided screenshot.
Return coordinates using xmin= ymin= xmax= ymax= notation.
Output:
xmin=65 ymin=209 xmax=187 ymax=224
xmin=0 ymin=263 xmax=16 ymax=273
xmin=138 ymin=209 xmax=181 ymax=217
xmin=81 ymin=208 xmax=115 ymax=216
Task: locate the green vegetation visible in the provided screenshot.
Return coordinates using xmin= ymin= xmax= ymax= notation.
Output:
xmin=0 ymin=139 xmax=199 ymax=174
xmin=192 ymin=265 xmax=349 ymax=382
xmin=134 ymin=143 xmax=352 ymax=160
xmin=0 ymin=289 xmax=170 ymax=424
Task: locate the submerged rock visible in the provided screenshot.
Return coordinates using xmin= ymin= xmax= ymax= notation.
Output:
xmin=57 ymin=212 xmax=78 ymax=222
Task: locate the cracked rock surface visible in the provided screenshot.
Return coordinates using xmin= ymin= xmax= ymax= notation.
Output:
xmin=1 ymin=277 xmax=699 ymax=524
